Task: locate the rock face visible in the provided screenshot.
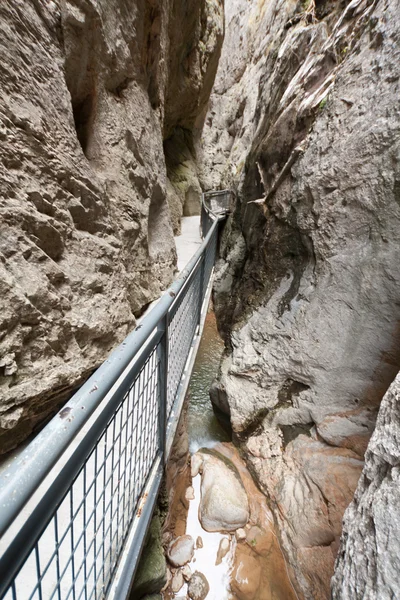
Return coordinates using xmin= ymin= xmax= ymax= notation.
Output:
xmin=0 ymin=0 xmax=223 ymax=454
xmin=332 ymin=373 xmax=400 ymax=600
xmin=200 ymin=0 xmax=400 ymax=597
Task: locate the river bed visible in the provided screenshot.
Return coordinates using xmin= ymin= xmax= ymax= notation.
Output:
xmin=163 ymin=308 xmax=299 ymax=600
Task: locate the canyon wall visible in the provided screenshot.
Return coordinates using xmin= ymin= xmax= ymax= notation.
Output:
xmin=0 ymin=0 xmax=223 ymax=454
xmin=202 ymin=0 xmax=400 ymax=597
xmin=332 ymin=372 xmax=400 ymax=600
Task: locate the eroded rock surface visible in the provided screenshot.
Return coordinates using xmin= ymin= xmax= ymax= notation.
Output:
xmin=332 ymin=373 xmax=400 ymax=600
xmin=201 ymin=0 xmax=400 ymax=597
xmin=0 ymin=0 xmax=223 ymax=454
xmin=187 ymin=571 xmax=210 ymax=600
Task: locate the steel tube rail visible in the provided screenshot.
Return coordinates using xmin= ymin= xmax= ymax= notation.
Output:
xmin=0 ymin=218 xmax=217 ymax=538
xmin=0 ymin=192 xmax=228 ymax=600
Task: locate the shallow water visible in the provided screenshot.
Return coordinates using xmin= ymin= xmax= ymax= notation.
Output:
xmin=167 ymin=307 xmax=298 ymax=600
xmin=173 ymin=475 xmax=235 ymax=600
xmin=186 ymin=308 xmax=230 ymax=454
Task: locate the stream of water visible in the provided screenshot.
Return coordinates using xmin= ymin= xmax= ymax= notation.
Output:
xmin=165 ymin=307 xmax=298 ymax=600
xmin=186 ymin=309 xmax=230 ymax=454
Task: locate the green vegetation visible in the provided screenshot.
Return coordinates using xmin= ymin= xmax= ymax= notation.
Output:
xmin=319 ymin=97 xmax=328 ymax=110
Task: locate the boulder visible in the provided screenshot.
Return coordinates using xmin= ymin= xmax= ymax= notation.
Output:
xmin=187 ymin=571 xmax=210 ymax=600
xmin=195 ymin=450 xmax=249 ymax=532
xmin=167 ymin=535 xmax=195 ymax=567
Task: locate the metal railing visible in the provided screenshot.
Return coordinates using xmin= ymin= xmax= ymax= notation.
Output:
xmin=0 ymin=192 xmax=228 ymax=600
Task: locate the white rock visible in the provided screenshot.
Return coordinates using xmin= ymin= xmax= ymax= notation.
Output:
xmin=196 ymin=451 xmax=249 ymax=532
xmin=167 ymin=535 xmax=195 ymax=567
xmin=236 ymin=528 xmax=246 ymax=541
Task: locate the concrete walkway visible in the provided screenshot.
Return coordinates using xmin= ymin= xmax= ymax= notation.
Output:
xmin=175 ymin=216 xmax=202 ymax=272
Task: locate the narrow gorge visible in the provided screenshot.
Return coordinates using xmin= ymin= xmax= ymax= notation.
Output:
xmin=0 ymin=0 xmax=399 ymax=600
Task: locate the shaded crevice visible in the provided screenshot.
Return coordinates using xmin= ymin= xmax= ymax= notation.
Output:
xmin=72 ymin=93 xmax=95 ymax=157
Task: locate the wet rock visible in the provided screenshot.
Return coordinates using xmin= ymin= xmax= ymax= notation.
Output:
xmin=187 ymin=571 xmax=210 ymax=600
xmin=216 ymin=537 xmax=230 ymax=565
xmin=231 ymin=554 xmax=261 ymax=600
xmin=171 ymin=570 xmax=184 ymax=593
xmin=195 ymin=450 xmax=249 ymax=532
xmin=167 ymin=535 xmax=195 ymax=567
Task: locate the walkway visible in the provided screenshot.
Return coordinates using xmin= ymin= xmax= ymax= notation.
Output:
xmin=175 ymin=216 xmax=202 ymax=272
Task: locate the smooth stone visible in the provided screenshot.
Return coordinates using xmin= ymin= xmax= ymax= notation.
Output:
xmin=191 ymin=453 xmax=203 ymax=477
xmin=196 ymin=536 xmax=203 ymax=549
xmin=196 ymin=450 xmax=249 ymax=532
xmin=167 ymin=535 xmax=195 ymax=567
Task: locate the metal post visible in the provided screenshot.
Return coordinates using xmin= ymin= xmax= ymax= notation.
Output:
xmin=157 ymin=314 xmax=169 ymax=465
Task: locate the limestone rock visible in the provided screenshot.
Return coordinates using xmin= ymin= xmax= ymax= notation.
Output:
xmin=0 ymin=0 xmax=224 ymax=455
xmin=195 ymin=450 xmax=249 ymax=532
xmin=191 ymin=453 xmax=204 ymax=478
xmin=167 ymin=535 xmax=195 ymax=567
xmin=187 ymin=571 xmax=210 ymax=600
xmin=332 ymin=374 xmax=400 ymax=599
xmin=200 ymin=0 xmax=400 ymax=596
xmin=185 ymin=486 xmax=195 ymax=501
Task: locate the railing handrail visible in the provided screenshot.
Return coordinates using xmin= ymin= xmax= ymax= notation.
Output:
xmin=0 ymin=191 xmax=229 ymax=600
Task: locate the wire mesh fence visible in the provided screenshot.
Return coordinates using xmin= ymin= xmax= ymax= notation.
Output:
xmin=0 ymin=194 xmax=227 ymax=600
xmin=4 ymin=342 xmax=161 ymax=600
